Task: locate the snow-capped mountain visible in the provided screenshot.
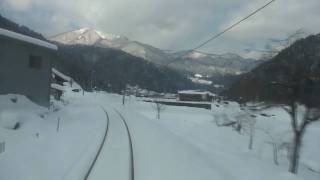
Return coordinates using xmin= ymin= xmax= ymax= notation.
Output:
xmin=50 ymin=28 xmax=169 ymax=64
xmin=50 ymin=28 xmax=260 ymax=77
xmin=50 ymin=27 xmax=126 ymax=45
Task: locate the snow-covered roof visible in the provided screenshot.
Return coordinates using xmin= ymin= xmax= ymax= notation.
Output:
xmin=178 ymin=90 xmax=215 ymax=96
xmin=51 ymin=83 xmax=65 ymax=91
xmin=52 ymin=68 xmax=72 ymax=82
xmin=0 ymin=28 xmax=58 ymax=50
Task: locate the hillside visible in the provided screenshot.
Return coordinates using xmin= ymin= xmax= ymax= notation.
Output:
xmin=226 ymin=34 xmax=320 ymax=104
xmin=168 ymin=50 xmax=261 ymax=76
xmin=53 ymin=44 xmax=194 ymax=93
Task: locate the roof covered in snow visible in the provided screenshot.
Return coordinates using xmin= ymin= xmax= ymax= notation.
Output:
xmin=51 ymin=83 xmax=65 ymax=91
xmin=0 ymin=28 xmax=58 ymax=50
xmin=178 ymin=90 xmax=215 ymax=96
xmin=52 ymin=68 xmax=72 ymax=82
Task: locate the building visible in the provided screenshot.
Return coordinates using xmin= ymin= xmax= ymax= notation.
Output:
xmin=178 ymin=90 xmax=215 ymax=102
xmin=0 ymin=28 xmax=58 ymax=107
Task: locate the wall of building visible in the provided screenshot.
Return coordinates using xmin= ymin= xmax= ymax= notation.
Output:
xmin=0 ymin=36 xmax=53 ymax=107
xmin=178 ymin=92 xmax=216 ymax=102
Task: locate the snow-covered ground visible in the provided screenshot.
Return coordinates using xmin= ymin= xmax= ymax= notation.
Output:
xmin=0 ymin=93 xmax=107 ymax=180
xmin=1 ymin=89 xmax=319 ymax=180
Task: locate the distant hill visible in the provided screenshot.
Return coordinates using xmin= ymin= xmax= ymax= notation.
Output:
xmin=53 ymin=44 xmax=195 ymax=93
xmin=226 ymin=34 xmax=320 ymax=104
xmin=168 ymin=50 xmax=261 ymax=76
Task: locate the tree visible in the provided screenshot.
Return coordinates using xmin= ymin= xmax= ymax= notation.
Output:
xmin=122 ymin=90 xmax=126 ymax=105
xmin=270 ymin=77 xmax=320 ymax=174
xmin=236 ymin=103 xmax=259 ymax=150
xmin=122 ymin=84 xmax=129 ymax=106
xmin=152 ymin=100 xmax=166 ymax=120
xmin=283 ymin=102 xmax=320 ymax=173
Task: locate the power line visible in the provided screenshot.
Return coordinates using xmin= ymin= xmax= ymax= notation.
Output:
xmin=194 ymin=0 xmax=276 ymax=50
xmin=165 ymin=0 xmax=276 ymax=65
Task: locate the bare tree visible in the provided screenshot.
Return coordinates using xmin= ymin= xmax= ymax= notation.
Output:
xmin=246 ymin=116 xmax=257 ymax=150
xmin=236 ymin=103 xmax=259 ymax=150
xmin=270 ymin=78 xmax=320 ymax=174
xmin=257 ymin=127 xmax=282 ymax=165
xmin=242 ymin=101 xmax=286 ymax=165
xmin=122 ymin=84 xmax=129 ymax=106
xmin=152 ymin=100 xmax=166 ymax=120
xmin=122 ymin=90 xmax=126 ymax=105
xmin=283 ymin=103 xmax=320 ymax=173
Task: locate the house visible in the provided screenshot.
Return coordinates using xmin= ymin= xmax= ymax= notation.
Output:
xmin=178 ymin=90 xmax=215 ymax=102
xmin=0 ymin=28 xmax=58 ymax=107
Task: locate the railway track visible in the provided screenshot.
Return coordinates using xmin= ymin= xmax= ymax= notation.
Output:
xmin=114 ymin=109 xmax=135 ymax=180
xmin=84 ymin=107 xmax=134 ymax=180
xmin=84 ymin=107 xmax=110 ymax=180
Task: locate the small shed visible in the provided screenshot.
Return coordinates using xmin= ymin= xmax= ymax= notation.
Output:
xmin=178 ymin=90 xmax=215 ymax=102
xmin=0 ymin=28 xmax=58 ymax=107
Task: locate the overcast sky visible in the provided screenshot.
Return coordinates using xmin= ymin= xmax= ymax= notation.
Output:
xmin=1 ymin=0 xmax=320 ymax=58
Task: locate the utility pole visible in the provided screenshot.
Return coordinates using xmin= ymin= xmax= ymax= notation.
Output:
xmin=90 ymin=69 xmax=94 ymax=92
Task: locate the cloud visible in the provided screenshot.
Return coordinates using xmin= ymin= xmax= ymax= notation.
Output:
xmin=2 ymin=0 xmax=33 ymax=11
xmin=1 ymin=0 xmax=319 ymax=57
xmin=214 ymin=0 xmax=320 ymax=54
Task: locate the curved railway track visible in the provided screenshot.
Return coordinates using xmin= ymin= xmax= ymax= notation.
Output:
xmin=84 ymin=107 xmax=110 ymax=180
xmin=114 ymin=109 xmax=135 ymax=180
xmin=84 ymin=107 xmax=134 ymax=180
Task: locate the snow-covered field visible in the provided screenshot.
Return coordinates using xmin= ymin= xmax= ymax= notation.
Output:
xmin=124 ymin=97 xmax=319 ymax=180
xmin=1 ymin=89 xmax=319 ymax=180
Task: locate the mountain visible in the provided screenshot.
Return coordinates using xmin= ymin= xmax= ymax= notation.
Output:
xmin=168 ymin=50 xmax=261 ymax=76
xmin=50 ymin=28 xmax=170 ymax=64
xmin=50 ymin=28 xmax=261 ymax=77
xmin=226 ymin=34 xmax=320 ymax=104
xmin=0 ymin=15 xmax=195 ymax=93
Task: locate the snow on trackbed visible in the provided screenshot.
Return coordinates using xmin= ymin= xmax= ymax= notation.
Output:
xmin=87 ymin=109 xmax=132 ymax=180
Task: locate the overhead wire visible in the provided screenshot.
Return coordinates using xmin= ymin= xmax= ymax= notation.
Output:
xmin=165 ymin=0 xmax=276 ymax=66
